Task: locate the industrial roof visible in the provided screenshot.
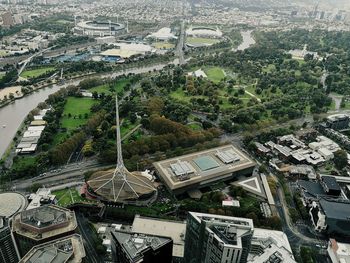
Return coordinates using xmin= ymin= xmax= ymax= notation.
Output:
xmin=0 ymin=192 xmax=27 ymax=218
xmin=132 ymin=215 xmax=186 ymax=258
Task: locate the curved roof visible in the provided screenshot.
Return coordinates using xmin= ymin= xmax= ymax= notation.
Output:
xmin=87 ymin=168 xmax=156 ymax=203
xmin=77 ymin=21 xmax=125 ymax=31
xmin=0 ymin=192 xmax=27 ymax=218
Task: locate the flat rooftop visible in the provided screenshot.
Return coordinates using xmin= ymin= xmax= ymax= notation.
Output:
xmin=112 ymin=231 xmax=172 ymax=262
xmin=132 ymin=215 xmax=186 ymax=258
xmin=0 ymin=192 xmax=27 ymax=218
xmin=19 ymin=234 xmax=85 ymax=263
xmin=12 ymin=205 xmax=77 ymax=241
xmin=154 ymin=145 xmax=256 ymax=193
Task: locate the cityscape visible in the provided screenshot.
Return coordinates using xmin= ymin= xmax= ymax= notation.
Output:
xmin=0 ymin=0 xmax=350 ymax=262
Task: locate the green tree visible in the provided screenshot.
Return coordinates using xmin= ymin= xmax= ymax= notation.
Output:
xmin=334 ymin=150 xmax=348 ymax=170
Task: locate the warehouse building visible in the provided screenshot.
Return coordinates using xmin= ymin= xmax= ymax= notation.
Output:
xmin=153 ymin=145 xmax=256 ymax=195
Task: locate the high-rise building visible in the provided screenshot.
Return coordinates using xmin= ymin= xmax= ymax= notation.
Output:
xmin=19 ymin=234 xmax=86 ymax=263
xmin=12 ymin=205 xmax=78 ymax=257
xmin=184 ymin=212 xmax=254 ymax=263
xmin=0 ymin=217 xmax=19 ymax=263
xmin=111 ymin=230 xmax=173 ymax=263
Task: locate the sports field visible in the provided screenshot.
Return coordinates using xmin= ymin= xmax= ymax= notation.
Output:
xmin=186 ymin=37 xmax=220 ymax=46
xmin=20 ymin=67 xmax=56 ymax=79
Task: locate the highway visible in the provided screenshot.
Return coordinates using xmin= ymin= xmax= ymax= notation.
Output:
xmin=176 ymin=20 xmax=186 ymax=65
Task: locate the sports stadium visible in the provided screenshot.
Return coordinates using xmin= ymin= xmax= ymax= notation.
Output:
xmin=74 ymin=21 xmax=126 ymax=37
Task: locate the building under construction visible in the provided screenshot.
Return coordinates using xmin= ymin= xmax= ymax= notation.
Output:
xmin=85 ymin=97 xmax=157 ymax=205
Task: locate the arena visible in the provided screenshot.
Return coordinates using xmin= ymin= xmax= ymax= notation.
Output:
xmin=74 ymin=21 xmax=126 ymax=37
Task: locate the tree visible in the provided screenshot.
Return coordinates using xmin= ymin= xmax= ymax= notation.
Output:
xmin=334 ymin=150 xmax=348 ymax=170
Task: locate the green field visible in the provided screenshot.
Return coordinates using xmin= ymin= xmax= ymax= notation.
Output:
xmin=90 ymin=79 xmax=130 ymax=95
xmin=186 ymin=37 xmax=220 ymax=46
xmin=204 ymin=67 xmax=226 ymax=83
xmin=187 ymin=123 xmax=203 ymax=131
xmin=61 ymin=97 xmax=96 ymax=130
xmin=152 ymin=42 xmax=175 ymax=49
xmin=53 ymin=188 xmax=85 ymax=207
xmin=21 ymin=67 xmax=56 ymax=79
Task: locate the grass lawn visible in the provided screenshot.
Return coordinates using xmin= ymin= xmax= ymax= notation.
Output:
xmin=53 ymin=188 xmax=85 ymax=207
xmin=121 ymin=119 xmax=140 ymax=138
xmin=186 ymin=37 xmax=220 ymax=46
xmin=90 ymin=79 xmax=130 ymax=95
xmin=12 ymin=156 xmax=36 ymax=170
xmin=61 ymin=97 xmax=96 ymax=130
xmin=204 ymin=67 xmax=226 ymax=83
xmin=187 ymin=123 xmax=203 ymax=131
xmin=21 ymin=66 xmax=56 ymax=79
xmin=152 ymin=42 xmax=175 ymax=49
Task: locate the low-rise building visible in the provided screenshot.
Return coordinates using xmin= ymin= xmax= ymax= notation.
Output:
xmin=154 ymin=145 xmax=256 ymax=195
xmin=328 ymin=239 xmax=350 ymax=263
xmin=27 ymin=188 xmax=57 ymax=210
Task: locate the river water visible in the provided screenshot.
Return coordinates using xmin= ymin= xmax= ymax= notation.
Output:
xmin=0 ymin=31 xmax=256 ymax=158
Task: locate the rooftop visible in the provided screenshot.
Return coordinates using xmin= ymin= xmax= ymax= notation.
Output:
xmin=12 ymin=205 xmax=77 ymax=241
xmin=189 ymin=212 xmax=253 ymax=248
xmin=19 ymin=234 xmax=85 ymax=263
xmin=154 ymin=145 xmax=256 ymax=193
xmin=322 ymin=176 xmax=341 ymax=192
xmin=131 ymin=215 xmax=186 ymax=258
xmin=319 ymin=199 xmax=350 ymax=221
xmin=0 ymin=192 xmax=27 ymax=218
xmin=112 ymin=231 xmax=172 ymax=261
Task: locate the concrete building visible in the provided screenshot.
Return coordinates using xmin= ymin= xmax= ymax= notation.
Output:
xmin=326 ymin=114 xmax=350 ymax=130
xmin=248 ymin=228 xmax=296 ymax=262
xmin=74 ymin=21 xmax=125 ymax=37
xmin=184 ymin=212 xmax=254 ymax=263
xmin=0 ymin=192 xmax=28 ymax=218
xmin=154 ymin=145 xmax=256 ymax=195
xmin=2 ymin=12 xmax=14 ymax=27
xmin=27 ymin=188 xmax=57 ymax=210
xmin=0 ymin=217 xmax=20 ymax=263
xmin=131 ymin=215 xmax=186 ymax=260
xmin=328 ymin=239 xmax=350 ymax=263
xmin=310 ymin=199 xmax=350 ymax=237
xmin=19 ymin=234 xmax=85 ymax=263
xmin=111 ymin=230 xmax=173 ymax=263
xmin=12 ymin=205 xmax=78 ymax=257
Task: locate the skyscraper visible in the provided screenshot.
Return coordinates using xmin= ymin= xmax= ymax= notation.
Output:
xmin=184 ymin=212 xmax=254 ymax=263
xmin=0 ymin=217 xmax=19 ymax=263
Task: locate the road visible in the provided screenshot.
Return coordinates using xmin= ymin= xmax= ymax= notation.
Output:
xmin=176 ymin=20 xmax=186 ymax=65
xmin=11 ymin=160 xmax=114 ymax=191
xmin=76 ymin=212 xmax=102 ymax=263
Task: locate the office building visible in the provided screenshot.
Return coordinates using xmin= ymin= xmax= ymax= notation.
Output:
xmin=12 ymin=205 xmax=78 ymax=257
xmin=326 ymin=114 xmax=350 ymax=130
xmin=131 ymin=215 xmax=186 ymax=260
xmin=19 ymin=234 xmax=85 ymax=263
xmin=328 ymin=239 xmax=350 ymax=263
xmin=184 ymin=212 xmax=254 ymax=263
xmin=0 ymin=217 xmax=19 ymax=263
xmin=111 ymin=230 xmax=173 ymax=263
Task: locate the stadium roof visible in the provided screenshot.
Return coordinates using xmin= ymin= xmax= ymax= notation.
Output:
xmin=0 ymin=192 xmax=27 ymax=218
